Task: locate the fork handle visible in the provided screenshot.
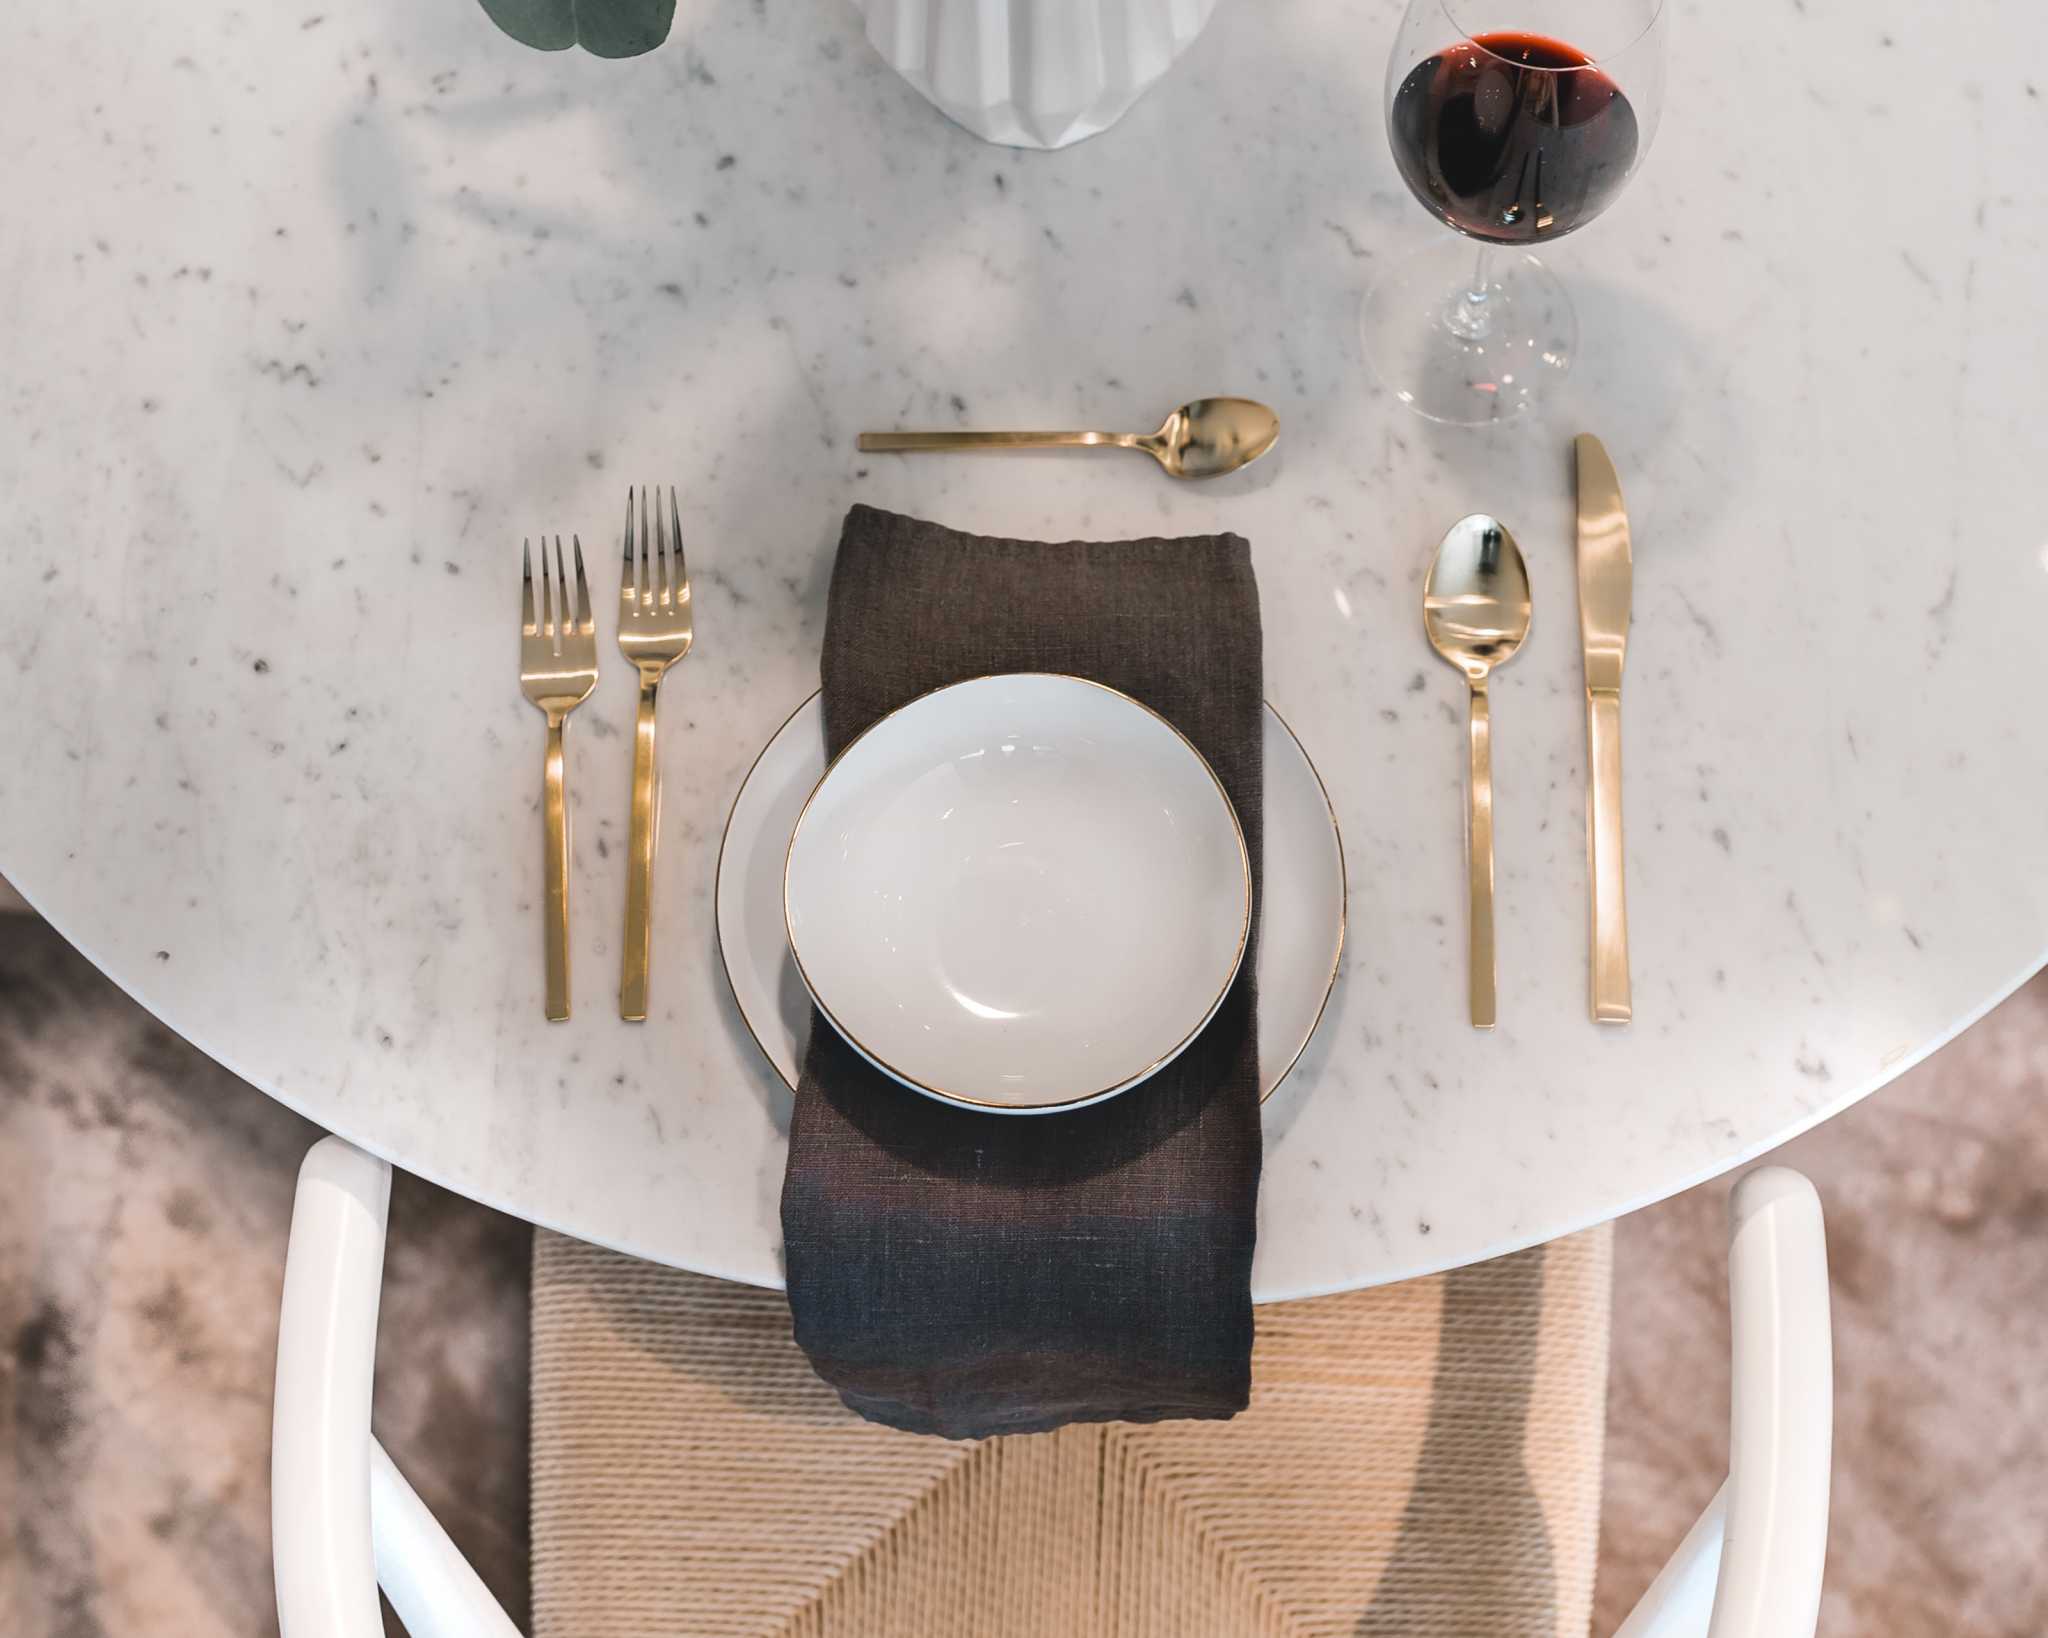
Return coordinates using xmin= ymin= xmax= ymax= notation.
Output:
xmin=619 ymin=674 xmax=661 ymax=1022
xmin=543 ymin=717 xmax=570 ymax=1022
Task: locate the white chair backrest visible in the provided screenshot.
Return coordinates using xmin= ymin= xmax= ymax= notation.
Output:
xmin=272 ymin=1139 xmax=1831 ymax=1638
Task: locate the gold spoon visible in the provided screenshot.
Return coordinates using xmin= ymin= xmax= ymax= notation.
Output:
xmin=858 ymin=397 xmax=1279 ymax=480
xmin=1423 ymin=514 xmax=1532 ymax=1030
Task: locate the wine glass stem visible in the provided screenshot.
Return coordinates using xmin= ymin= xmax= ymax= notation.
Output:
xmin=1445 ymin=243 xmax=1496 ymax=344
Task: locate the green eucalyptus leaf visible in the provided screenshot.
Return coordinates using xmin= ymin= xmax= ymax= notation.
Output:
xmin=476 ymin=0 xmax=676 ymax=58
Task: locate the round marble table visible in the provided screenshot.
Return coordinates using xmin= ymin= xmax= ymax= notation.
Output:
xmin=4 ymin=0 xmax=2043 ymax=1299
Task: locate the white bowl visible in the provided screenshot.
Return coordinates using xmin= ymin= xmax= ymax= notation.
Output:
xmin=718 ymin=694 xmax=1346 ymax=1105
xmin=783 ymin=673 xmax=1251 ymax=1112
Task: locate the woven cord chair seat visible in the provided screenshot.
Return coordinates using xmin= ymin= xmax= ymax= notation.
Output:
xmin=532 ymin=1227 xmax=1611 ymax=1638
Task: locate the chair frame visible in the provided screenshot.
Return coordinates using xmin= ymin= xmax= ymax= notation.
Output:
xmin=271 ymin=1138 xmax=1832 ymax=1638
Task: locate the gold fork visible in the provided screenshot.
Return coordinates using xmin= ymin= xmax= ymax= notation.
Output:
xmin=520 ymin=536 xmax=598 ymax=1022
xmin=617 ymin=486 xmax=695 ymax=1021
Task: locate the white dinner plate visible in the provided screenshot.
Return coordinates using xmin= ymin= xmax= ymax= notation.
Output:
xmin=782 ymin=675 xmax=1251 ymax=1112
xmin=719 ymin=689 xmax=1345 ymax=1108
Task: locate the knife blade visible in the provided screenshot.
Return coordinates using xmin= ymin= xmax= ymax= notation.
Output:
xmin=1575 ymin=433 xmax=1632 ymax=1024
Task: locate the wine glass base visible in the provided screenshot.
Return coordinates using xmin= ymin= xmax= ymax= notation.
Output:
xmin=1360 ymin=242 xmax=1577 ymax=426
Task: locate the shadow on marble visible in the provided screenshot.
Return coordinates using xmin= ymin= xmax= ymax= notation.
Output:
xmin=1388 ymin=267 xmax=1753 ymax=572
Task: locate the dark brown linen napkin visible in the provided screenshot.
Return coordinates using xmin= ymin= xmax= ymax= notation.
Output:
xmin=780 ymin=504 xmax=1263 ymax=1439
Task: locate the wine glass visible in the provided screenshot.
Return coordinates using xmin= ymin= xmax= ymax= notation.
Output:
xmin=1361 ymin=0 xmax=1668 ymax=424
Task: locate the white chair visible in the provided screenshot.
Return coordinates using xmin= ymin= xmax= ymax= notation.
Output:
xmin=271 ymin=1138 xmax=1832 ymax=1638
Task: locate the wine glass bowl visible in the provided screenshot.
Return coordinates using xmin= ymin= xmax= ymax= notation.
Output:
xmin=1363 ymin=0 xmax=1668 ymax=423
xmin=1389 ymin=32 xmax=1646 ymax=243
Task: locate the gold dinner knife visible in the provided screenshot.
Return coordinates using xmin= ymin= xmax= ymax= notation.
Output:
xmin=1575 ymin=434 xmax=1633 ymax=1024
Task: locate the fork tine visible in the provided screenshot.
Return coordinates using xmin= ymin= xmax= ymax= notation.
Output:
xmin=668 ymin=487 xmax=687 ymax=588
xmin=538 ymin=533 xmax=555 ymax=642
xmin=522 ymin=539 xmax=537 ymax=633
xmin=572 ymin=536 xmax=592 ymax=632
xmin=654 ymin=484 xmax=671 ymax=606
xmin=554 ymin=537 xmax=571 ymax=652
xmin=620 ymin=487 xmax=637 ymax=605
xmin=638 ymin=486 xmax=652 ymax=608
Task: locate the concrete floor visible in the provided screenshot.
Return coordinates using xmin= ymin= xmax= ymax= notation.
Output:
xmin=3 ymin=907 xmax=2043 ymax=1635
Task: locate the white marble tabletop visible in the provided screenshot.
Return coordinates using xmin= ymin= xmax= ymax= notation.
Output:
xmin=4 ymin=0 xmax=2044 ymax=1299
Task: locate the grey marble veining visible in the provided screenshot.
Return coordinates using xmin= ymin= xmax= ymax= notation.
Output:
xmin=0 ymin=0 xmax=2044 ymax=1297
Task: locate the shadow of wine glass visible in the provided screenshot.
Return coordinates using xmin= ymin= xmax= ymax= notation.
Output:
xmin=1376 ymin=264 xmax=1755 ymax=568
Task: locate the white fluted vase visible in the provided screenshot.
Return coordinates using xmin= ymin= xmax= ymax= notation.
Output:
xmin=857 ymin=0 xmax=1221 ymax=150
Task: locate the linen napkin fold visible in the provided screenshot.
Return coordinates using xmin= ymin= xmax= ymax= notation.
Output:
xmin=780 ymin=504 xmax=1263 ymax=1439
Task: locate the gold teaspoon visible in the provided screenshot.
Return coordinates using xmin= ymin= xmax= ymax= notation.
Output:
xmin=858 ymin=397 xmax=1279 ymax=480
xmin=1423 ymin=514 xmax=1533 ymax=1030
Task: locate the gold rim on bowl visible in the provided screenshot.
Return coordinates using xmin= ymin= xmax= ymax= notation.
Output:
xmin=714 ymin=690 xmax=1345 ymax=1107
xmin=781 ymin=673 xmax=1251 ymax=1114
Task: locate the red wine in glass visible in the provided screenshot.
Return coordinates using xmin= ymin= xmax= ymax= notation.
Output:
xmin=1388 ymin=32 xmax=1640 ymax=244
